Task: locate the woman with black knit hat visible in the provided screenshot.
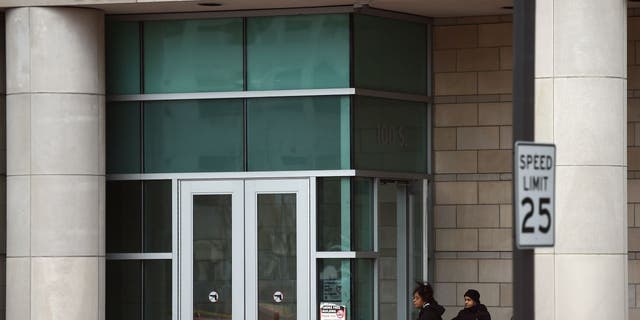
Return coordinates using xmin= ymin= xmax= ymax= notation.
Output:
xmin=451 ymin=289 xmax=491 ymax=320
xmin=412 ymin=282 xmax=445 ymax=320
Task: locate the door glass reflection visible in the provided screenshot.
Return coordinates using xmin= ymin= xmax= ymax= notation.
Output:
xmin=257 ymin=194 xmax=297 ymax=320
xmin=193 ymin=195 xmax=232 ymax=320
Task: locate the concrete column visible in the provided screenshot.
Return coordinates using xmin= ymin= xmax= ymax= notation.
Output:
xmin=5 ymin=7 xmax=105 ymax=320
xmin=534 ymin=1 xmax=627 ymax=319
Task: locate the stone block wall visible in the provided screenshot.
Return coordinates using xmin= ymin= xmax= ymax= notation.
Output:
xmin=432 ymin=15 xmax=514 ymax=320
xmin=628 ymin=10 xmax=640 ymax=320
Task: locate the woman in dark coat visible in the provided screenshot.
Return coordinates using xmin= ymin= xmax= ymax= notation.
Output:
xmin=412 ymin=282 xmax=445 ymax=320
xmin=451 ymin=289 xmax=491 ymax=320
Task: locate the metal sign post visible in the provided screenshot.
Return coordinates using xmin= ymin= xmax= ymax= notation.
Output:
xmin=512 ymin=0 xmax=536 ymax=320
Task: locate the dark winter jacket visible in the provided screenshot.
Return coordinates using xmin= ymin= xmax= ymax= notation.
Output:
xmin=417 ymin=302 xmax=445 ymax=320
xmin=451 ymin=303 xmax=491 ymax=320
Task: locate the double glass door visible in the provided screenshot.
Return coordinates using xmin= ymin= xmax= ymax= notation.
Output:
xmin=180 ymin=179 xmax=310 ymax=320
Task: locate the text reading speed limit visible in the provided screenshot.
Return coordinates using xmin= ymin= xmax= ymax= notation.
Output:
xmin=514 ymin=142 xmax=556 ymax=248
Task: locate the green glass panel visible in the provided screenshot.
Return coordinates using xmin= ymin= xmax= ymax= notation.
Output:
xmin=106 ymin=181 xmax=142 ymax=253
xmin=353 ymin=96 xmax=427 ymax=172
xmin=106 ymin=260 xmax=142 ymax=320
xmin=143 ymin=180 xmax=172 ymax=252
xmin=317 ymin=259 xmax=374 ymax=320
xmin=144 ymin=19 xmax=243 ymax=93
xmin=354 ymin=14 xmax=427 ymax=94
xmin=144 ymin=260 xmax=172 ymax=320
xmin=247 ymin=14 xmax=349 ymax=90
xmin=144 ymin=99 xmax=243 ymax=173
xmin=316 ymin=178 xmax=349 ymax=251
xmin=107 ymin=102 xmax=141 ymax=174
xmin=353 ymin=178 xmax=374 ymax=251
xmin=247 ymin=96 xmax=349 ymax=171
xmin=106 ymin=21 xmax=140 ymax=94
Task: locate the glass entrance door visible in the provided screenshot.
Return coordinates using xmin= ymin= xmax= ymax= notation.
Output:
xmin=180 ymin=179 xmax=309 ymax=320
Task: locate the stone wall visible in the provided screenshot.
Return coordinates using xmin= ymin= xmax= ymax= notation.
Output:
xmin=431 ymin=15 xmax=514 ymax=320
xmin=628 ymin=11 xmax=640 ymax=320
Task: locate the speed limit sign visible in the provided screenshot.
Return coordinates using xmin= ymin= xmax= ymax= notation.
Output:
xmin=514 ymin=142 xmax=556 ymax=248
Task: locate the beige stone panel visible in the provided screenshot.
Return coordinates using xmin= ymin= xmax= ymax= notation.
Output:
xmin=30 ymin=175 xmax=102 ymax=256
xmin=478 ymin=228 xmax=511 ymax=251
xmin=556 ymin=254 xmax=626 ymax=319
xmin=435 ymin=151 xmax=477 ymax=174
xmin=435 ymin=73 xmax=477 ymax=96
xmin=499 ymin=204 xmax=512 ymax=228
xmin=631 ymin=204 xmax=636 ymax=228
xmin=30 ymin=8 xmax=105 ymax=94
xmin=534 ymin=253 xmax=554 ymax=320
xmin=630 ymin=17 xmax=640 ymax=41
xmin=31 ymin=94 xmax=103 ymax=175
xmin=535 ymin=77 xmax=554 ymax=143
xmin=98 ymin=258 xmax=105 ymax=320
xmin=630 ymin=124 xmax=636 ymax=147
xmin=433 ymin=282 xmax=457 ymax=306
xmin=631 ymin=66 xmax=640 ymax=90
xmin=7 ymin=94 xmax=31 ymax=175
xmin=554 ymin=78 xmax=625 ymax=166
xmin=434 ymin=103 xmax=477 ymax=127
xmin=535 ymin=0 xmax=553 ymax=77
xmin=478 ymin=103 xmax=512 ymax=126
xmin=435 ymin=181 xmax=478 ymax=205
xmin=490 ymin=307 xmax=513 ymax=320
xmin=500 ymin=283 xmax=512 ymax=307
xmin=434 ymin=50 xmax=457 ymax=73
xmin=499 ymin=47 xmax=512 ymax=71
xmin=379 ymin=279 xmax=397 ymax=303
xmin=478 ymin=71 xmax=512 ymax=94
xmin=478 ymin=259 xmax=512 ymax=283
xmin=435 ymin=259 xmax=478 ymax=282
xmin=379 ymin=257 xmax=396 ymax=280
xmin=442 ymin=309 xmax=458 ymax=320
xmin=434 ymin=128 xmax=456 ymax=151
xmin=633 ymin=228 xmax=640 ymax=252
xmin=478 ymin=181 xmax=511 ymax=204
xmin=456 ymin=205 xmax=500 ymax=228
xmin=434 ymin=205 xmax=456 ymax=228
xmin=477 ymin=150 xmax=511 ymax=173
xmin=556 ymin=166 xmax=626 ymax=254
xmin=0 ymin=97 xmax=6 ymax=173
xmin=631 ymin=148 xmax=640 ymax=171
xmin=478 ymin=23 xmax=512 ymax=47
xmin=456 ymin=283 xmax=500 ymax=306
xmin=631 ymin=260 xmax=640 ymax=284
xmin=636 ymin=205 xmax=640 ymax=229
xmin=32 ymin=257 xmax=100 ymax=320
xmin=7 ymin=257 xmax=29 ymax=320
xmin=7 ymin=176 xmax=30 ymax=257
xmin=554 ymin=0 xmax=626 ymax=77
xmin=435 ymin=229 xmax=478 ymax=251
xmin=456 ymin=48 xmax=499 ymax=72
xmin=631 ymin=180 xmax=640 ymax=203
xmin=633 ymin=285 xmax=638 ymax=309
xmin=433 ymin=25 xmax=478 ymax=49
xmin=637 ymin=124 xmax=640 ymax=148
xmin=631 ymin=308 xmax=640 ymax=320
xmin=0 ymin=178 xmax=5 ymax=254
xmin=637 ymin=42 xmax=640 ymax=65
xmin=6 ymin=8 xmax=31 ymax=94
xmin=499 ymin=126 xmax=512 ymax=149
xmin=457 ymin=127 xmax=499 ymax=150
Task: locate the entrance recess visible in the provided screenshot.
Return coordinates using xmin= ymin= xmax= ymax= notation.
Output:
xmin=180 ymin=179 xmax=310 ymax=320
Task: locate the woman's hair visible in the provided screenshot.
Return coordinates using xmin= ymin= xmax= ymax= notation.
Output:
xmin=413 ymin=281 xmax=437 ymax=304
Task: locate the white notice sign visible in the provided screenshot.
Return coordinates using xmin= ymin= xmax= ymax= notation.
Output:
xmin=514 ymin=142 xmax=556 ymax=248
xmin=320 ymin=303 xmax=346 ymax=320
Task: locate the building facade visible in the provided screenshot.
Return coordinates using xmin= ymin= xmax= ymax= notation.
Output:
xmin=0 ymin=1 xmax=636 ymax=320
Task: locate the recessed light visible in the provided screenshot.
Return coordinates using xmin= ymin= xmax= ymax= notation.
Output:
xmin=198 ymin=2 xmax=222 ymax=6
xmin=502 ymin=6 xmax=514 ymax=9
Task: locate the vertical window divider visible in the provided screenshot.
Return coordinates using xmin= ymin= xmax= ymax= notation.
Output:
xmin=243 ymin=17 xmax=248 ymax=171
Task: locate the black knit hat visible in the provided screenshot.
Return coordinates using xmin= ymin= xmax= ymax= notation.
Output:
xmin=464 ymin=289 xmax=480 ymax=303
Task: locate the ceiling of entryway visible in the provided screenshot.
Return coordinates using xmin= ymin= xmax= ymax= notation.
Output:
xmin=83 ymin=0 xmax=514 ymax=16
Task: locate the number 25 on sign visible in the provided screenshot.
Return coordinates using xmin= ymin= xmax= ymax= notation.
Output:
xmin=514 ymin=142 xmax=556 ymax=249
